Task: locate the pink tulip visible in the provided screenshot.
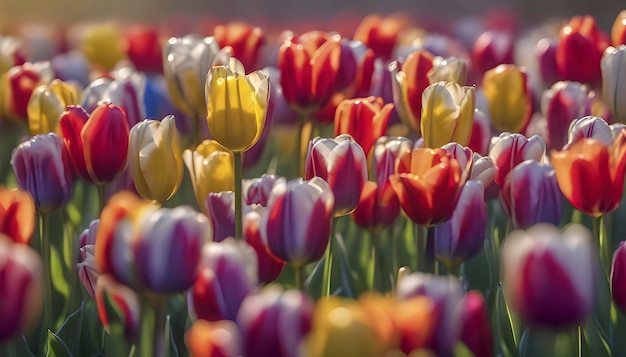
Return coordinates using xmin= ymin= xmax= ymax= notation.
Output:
xmin=244 ymin=206 xmax=285 ymax=283
xmin=488 ymin=132 xmax=546 ymax=188
xmin=459 ymin=291 xmax=493 ymax=357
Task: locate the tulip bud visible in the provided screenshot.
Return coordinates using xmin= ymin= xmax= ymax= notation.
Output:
xmin=352 ymin=180 xmax=400 ymax=233
xmin=4 ymin=64 xmax=40 ymax=123
xmin=535 ymin=38 xmax=560 ymax=86
xmin=482 ymin=64 xmax=532 ymax=133
xmin=81 ymin=76 xmax=146 ymax=129
xmin=488 ymin=132 xmax=546 ymax=187
xmin=261 ymin=177 xmax=334 ymax=268
xmin=11 ymin=133 xmax=74 ymax=212
xmin=611 ymin=241 xmax=626 ymax=315
xmin=59 ymin=104 xmax=130 ymax=184
xmin=125 ymin=25 xmax=163 ymax=74
xmin=214 ymin=22 xmax=264 ymax=71
xmin=305 ymin=134 xmax=368 ymax=216
xmin=334 ymin=96 xmax=393 ymax=156
xmin=0 ymin=236 xmax=44 ymax=343
xmin=501 ymin=160 xmax=563 ymax=229
xmin=0 ymin=186 xmax=35 ymax=245
xmin=434 ymin=180 xmax=487 ymax=267
xmin=190 ymin=238 xmax=258 ymax=322
xmin=602 ymin=45 xmax=626 ymax=124
xmin=128 ymin=116 xmax=183 ymax=203
xmin=467 ymin=109 xmax=492 ymax=156
xmin=77 ymin=219 xmax=100 ymax=299
xmin=95 ymin=274 xmax=140 ymax=342
xmin=541 ymin=81 xmax=590 ymax=149
xmin=244 ymin=174 xmax=286 ymax=207
xmin=205 ymin=65 xmax=269 ymax=152
xmin=420 ymin=81 xmax=476 ymax=149
xmin=502 ymin=224 xmax=596 ymax=328
xmin=237 ymin=286 xmax=313 ymax=357
xmin=371 ymin=136 xmax=413 ymax=187
xmin=459 ymin=291 xmax=493 ymax=357
xmin=427 ymin=56 xmax=468 ymax=85
xmin=27 ymin=80 xmax=80 ymax=136
xmin=183 ymin=140 xmax=234 ymax=212
xmin=613 ymin=11 xmax=626 ymax=46
xmin=565 ymin=116 xmax=616 ymax=148
xmin=471 ymin=30 xmax=514 ymax=76
xmin=185 ymin=320 xmax=241 ymax=357
xmin=81 ymin=23 xmax=126 ymax=71
xmin=244 ymin=206 xmax=285 ymax=283
xmin=205 ymin=192 xmax=235 ymax=243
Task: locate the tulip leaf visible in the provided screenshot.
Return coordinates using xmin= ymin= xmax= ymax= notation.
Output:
xmin=46 ymin=331 xmax=73 ymax=357
xmin=453 ymin=342 xmax=475 ymax=357
xmin=50 ymin=244 xmax=71 ymax=327
xmin=79 ymin=301 xmax=106 ymax=357
xmin=55 ymin=303 xmax=84 ymax=355
xmin=164 ymin=315 xmax=179 ymax=357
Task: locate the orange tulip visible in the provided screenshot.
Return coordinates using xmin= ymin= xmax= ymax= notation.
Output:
xmin=334 ymin=96 xmax=393 ymax=156
xmin=613 ymin=10 xmax=626 ymax=46
xmin=353 ymin=14 xmax=408 ymax=60
xmin=389 ymin=148 xmax=464 ymax=226
xmin=0 ymin=186 xmax=35 ymax=244
xmin=551 ymin=130 xmax=626 ymax=217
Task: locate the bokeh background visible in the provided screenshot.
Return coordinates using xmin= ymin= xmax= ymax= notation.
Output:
xmin=0 ymin=0 xmax=621 ymax=31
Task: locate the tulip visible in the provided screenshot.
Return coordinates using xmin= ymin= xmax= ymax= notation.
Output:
xmin=59 ymin=104 xmax=130 ymax=184
xmin=81 ymin=23 xmax=126 ymax=71
xmin=392 ymin=296 xmax=438 ymax=355
xmin=0 ymin=186 xmax=35 ymax=244
xmin=459 ymin=291 xmax=493 ymax=357
xmin=352 ymin=180 xmax=400 ymax=234
xmin=3 ymin=64 xmax=40 ymax=123
xmin=502 ymin=223 xmax=596 ymax=328
xmin=541 ymin=81 xmax=590 ymax=149
xmin=244 ymin=174 xmax=286 ymax=207
xmin=244 ymin=205 xmax=285 ymax=283
xmin=565 ymin=116 xmax=617 ymax=148
xmin=205 ymin=192 xmax=235 ymax=243
xmin=390 ymin=147 xmax=464 ymax=226
xmin=482 ymin=64 xmax=532 ymax=133
xmin=353 ymin=14 xmax=407 ymax=60
xmin=27 ymin=79 xmax=80 ymax=136
xmin=0 ymin=236 xmax=44 ymax=343
xmin=205 ymin=65 xmax=269 ymax=153
xmin=396 ymin=273 xmax=465 ymax=356
xmin=390 ymin=49 xmax=435 ymax=134
xmin=77 ymin=219 xmax=100 ymax=299
xmin=50 ymin=51 xmax=90 ymax=87
xmin=556 ymin=15 xmax=610 ymax=84
xmin=342 ymin=41 xmax=377 ymax=98
xmin=125 ymin=25 xmax=163 ymax=74
xmin=214 ymin=22 xmax=264 ymax=71
xmin=183 ymin=140 xmax=234 ymax=212
xmin=190 ymin=238 xmax=258 ymax=322
xmin=602 ymin=45 xmax=626 ymax=124
xmin=95 ymin=274 xmax=140 ymax=342
xmin=611 ymin=241 xmax=626 ymax=314
xmin=163 ymin=35 xmax=230 ymax=120
xmin=467 ymin=109 xmax=492 ymax=156
xmin=427 ymin=56 xmax=468 ymax=85
xmin=11 ymin=133 xmax=74 ymax=212
xmin=237 ymin=286 xmax=313 ymax=357
xmin=185 ymin=320 xmax=241 ymax=357
xmin=551 ymin=131 xmax=626 ymax=217
xmin=501 ymin=160 xmax=562 ymax=229
xmin=305 ymin=134 xmax=368 ymax=216
xmin=471 ymin=30 xmax=515 ymax=77
xmin=81 ymin=76 xmax=146 ymax=129
xmin=334 ymin=96 xmax=393 ymax=156
xmin=434 ymin=180 xmax=487 ymax=268
xmin=421 ymin=81 xmax=476 ymax=148
xmin=0 ymin=35 xmax=25 ymax=74
xmin=128 ymin=116 xmax=183 ymax=203
xmin=370 ymin=136 xmax=413 ymax=187
xmin=261 ymin=177 xmax=334 ymax=268
xmin=535 ymin=38 xmax=560 ymax=86
xmin=96 ymin=192 xmax=211 ymax=294
xmin=613 ymin=11 xmax=626 ymax=46
xmin=488 ymin=132 xmax=546 ymax=187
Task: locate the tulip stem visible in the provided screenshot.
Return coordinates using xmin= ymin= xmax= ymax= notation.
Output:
xmin=97 ymin=184 xmax=106 ymax=214
xmin=415 ymin=223 xmax=428 ymax=272
xmin=138 ymin=294 xmax=166 ymax=357
xmin=322 ymin=217 xmax=337 ymax=297
xmin=233 ymin=151 xmax=243 ymax=239
xmin=368 ymin=229 xmax=379 ymax=291
xmin=295 ymin=265 xmax=305 ymax=291
xmin=593 ymin=215 xmax=611 ymax=278
xmin=38 ymin=212 xmax=52 ymax=357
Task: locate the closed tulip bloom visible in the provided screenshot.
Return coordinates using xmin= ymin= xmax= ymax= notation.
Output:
xmin=501 ymin=161 xmax=563 ymax=229
xmin=81 ymin=76 xmax=145 ymax=129
xmin=185 ymin=320 xmax=241 ymax=357
xmin=390 ymin=148 xmax=464 ymax=226
xmin=205 ymin=192 xmax=235 ymax=243
xmin=96 ymin=192 xmax=211 ymax=293
xmin=125 ymin=25 xmax=163 ymax=74
xmin=244 ymin=174 xmax=286 ymax=207
xmin=552 ymin=131 xmax=626 ymax=217
xmin=352 ymin=181 xmax=400 ymax=233
xmin=435 ymin=180 xmax=487 ymax=267
xmin=602 ymin=46 xmax=626 ymax=124
xmin=502 ymin=224 xmax=596 ymax=328
xmin=59 ymin=104 xmax=130 ymax=184
xmin=353 ymin=14 xmax=406 ymax=60
xmin=95 ymin=274 xmax=140 ymax=342
xmin=459 ymin=291 xmax=493 ymax=357
xmin=128 ymin=116 xmax=183 ymax=203
xmin=0 ymin=186 xmax=35 ymax=244
xmin=613 ymin=11 xmax=626 ymax=46
xmin=566 ymin=116 xmax=617 ymax=148
xmin=334 ymin=96 xmax=393 ymax=156
xmin=305 ymin=134 xmax=368 ymax=216
xmin=371 ymin=136 xmax=414 ymax=187
xmin=556 ymin=15 xmax=610 ymax=84
xmin=183 ymin=140 xmax=234 ymax=211
xmin=81 ymin=23 xmax=125 ymax=71
xmin=77 ymin=219 xmax=100 ymax=299
xmin=390 ymin=49 xmax=435 ymax=134
xmin=541 ymin=81 xmax=590 ymax=149
xmin=11 ymin=133 xmax=74 ymax=212
xmin=611 ymin=241 xmax=626 ymax=314
xmin=482 ymin=64 xmax=532 ymax=133
xmin=214 ymin=22 xmax=264 ymax=71
xmin=535 ymin=38 xmax=560 ymax=86
xmin=205 ymin=65 xmax=269 ymax=152
xmin=244 ymin=206 xmax=285 ymax=283
xmin=237 ymin=286 xmax=313 ymax=357
xmin=0 ymin=236 xmax=44 ymax=343
xmin=421 ymin=81 xmax=476 ymax=149
xmin=164 ymin=35 xmax=230 ymax=119
xmin=261 ymin=177 xmax=334 ymax=268
xmin=4 ymin=64 xmax=40 ymax=123
xmin=488 ymin=132 xmax=546 ymax=187
xmin=392 ymin=296 xmax=438 ymax=355
xmin=27 ymin=80 xmax=80 ymax=136
xmin=427 ymin=56 xmax=468 ymax=85
xmin=471 ymin=30 xmax=515 ymax=77
xmin=190 ymin=238 xmax=258 ymax=322
xmin=468 ymin=109 xmax=492 ymax=156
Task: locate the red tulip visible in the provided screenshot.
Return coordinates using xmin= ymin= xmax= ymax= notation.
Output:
xmin=471 ymin=30 xmax=515 ymax=77
xmin=334 ymin=96 xmax=393 ymax=156
xmin=459 ymin=291 xmax=493 ymax=357
xmin=125 ymin=25 xmax=163 ymax=74
xmin=214 ymin=22 xmax=264 ymax=71
xmin=0 ymin=186 xmax=35 ymax=245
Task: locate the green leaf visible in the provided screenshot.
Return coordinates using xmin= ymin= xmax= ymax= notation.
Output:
xmin=454 ymin=342 xmax=475 ymax=357
xmin=56 ymin=303 xmax=84 ymax=356
xmin=46 ymin=331 xmax=73 ymax=357
xmin=164 ymin=315 xmax=179 ymax=357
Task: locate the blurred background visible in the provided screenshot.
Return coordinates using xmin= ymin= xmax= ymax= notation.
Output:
xmin=0 ymin=0 xmax=621 ymax=31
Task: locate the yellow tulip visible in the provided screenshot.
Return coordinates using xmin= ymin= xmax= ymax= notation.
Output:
xmin=129 ymin=116 xmax=183 ymax=204
xmin=81 ymin=23 xmax=126 ymax=72
xmin=421 ymin=81 xmax=475 ymax=148
xmin=27 ymin=80 xmax=80 ymax=136
xmin=205 ymin=66 xmax=269 ymax=152
xmin=183 ymin=139 xmax=234 ymax=211
xmin=482 ymin=64 xmax=532 ymax=133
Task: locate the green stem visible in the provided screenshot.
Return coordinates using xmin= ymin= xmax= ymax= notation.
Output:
xmin=578 ymin=325 xmax=583 ymax=357
xmin=593 ymin=215 xmax=611 ymax=279
xmin=415 ymin=223 xmax=427 ymax=272
xmin=97 ymin=184 xmax=106 ymax=214
xmin=322 ymin=217 xmax=337 ymax=297
xmin=38 ymin=212 xmax=52 ymax=357
xmin=137 ymin=295 xmax=166 ymax=357
xmin=294 ymin=115 xmax=305 ymax=178
xmin=368 ymin=229 xmax=379 ymax=291
xmin=233 ymin=151 xmax=243 ymax=239
xmin=295 ymin=265 xmax=305 ymax=291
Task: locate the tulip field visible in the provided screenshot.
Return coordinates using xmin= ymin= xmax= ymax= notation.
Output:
xmin=2 ymin=8 xmax=626 ymax=357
